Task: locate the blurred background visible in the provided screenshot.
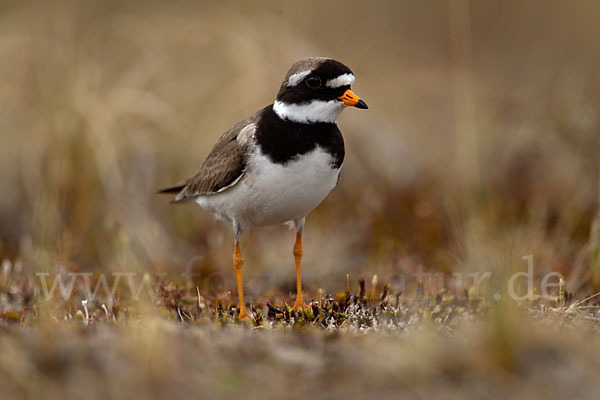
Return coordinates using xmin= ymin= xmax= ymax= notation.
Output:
xmin=1 ymin=0 xmax=599 ymax=299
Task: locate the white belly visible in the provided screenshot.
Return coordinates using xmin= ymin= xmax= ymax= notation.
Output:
xmin=195 ymin=146 xmax=340 ymax=229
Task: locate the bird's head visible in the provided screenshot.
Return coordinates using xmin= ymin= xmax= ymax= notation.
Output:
xmin=274 ymin=57 xmax=368 ymax=124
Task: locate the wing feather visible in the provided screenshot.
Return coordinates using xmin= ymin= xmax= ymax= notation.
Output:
xmin=160 ymin=110 xmax=262 ymax=203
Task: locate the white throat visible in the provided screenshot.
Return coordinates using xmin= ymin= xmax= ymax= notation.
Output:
xmin=273 ymin=99 xmax=345 ymax=124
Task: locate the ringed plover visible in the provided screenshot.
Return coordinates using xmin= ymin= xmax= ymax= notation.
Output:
xmin=159 ymin=57 xmax=367 ymax=320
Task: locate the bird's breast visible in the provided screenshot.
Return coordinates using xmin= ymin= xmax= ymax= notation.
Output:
xmin=236 ymin=145 xmax=340 ymax=226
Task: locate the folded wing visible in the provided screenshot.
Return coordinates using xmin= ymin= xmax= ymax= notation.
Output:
xmin=158 ymin=110 xmax=262 ymax=203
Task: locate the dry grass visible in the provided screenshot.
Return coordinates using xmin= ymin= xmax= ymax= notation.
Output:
xmin=2 ymin=260 xmax=600 ymax=399
xmin=1 ymin=0 xmax=600 ymax=398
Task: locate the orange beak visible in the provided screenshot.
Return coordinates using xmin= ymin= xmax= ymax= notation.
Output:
xmin=338 ymin=89 xmax=368 ymax=109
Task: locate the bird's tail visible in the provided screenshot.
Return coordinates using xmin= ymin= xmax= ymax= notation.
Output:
xmin=156 ymin=183 xmax=186 ymax=194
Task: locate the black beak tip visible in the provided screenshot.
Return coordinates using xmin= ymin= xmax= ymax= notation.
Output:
xmin=355 ymin=99 xmax=368 ymax=109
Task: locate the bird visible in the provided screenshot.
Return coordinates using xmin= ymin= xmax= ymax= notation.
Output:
xmin=159 ymin=57 xmax=367 ymax=320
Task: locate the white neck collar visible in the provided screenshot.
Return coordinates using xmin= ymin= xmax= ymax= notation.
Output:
xmin=273 ymin=99 xmax=345 ymax=124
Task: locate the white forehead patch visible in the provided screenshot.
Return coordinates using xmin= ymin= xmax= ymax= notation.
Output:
xmin=287 ymin=70 xmax=312 ymax=87
xmin=326 ymin=73 xmax=355 ymax=88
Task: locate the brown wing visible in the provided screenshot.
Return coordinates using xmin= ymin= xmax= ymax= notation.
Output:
xmin=159 ymin=110 xmax=262 ymax=203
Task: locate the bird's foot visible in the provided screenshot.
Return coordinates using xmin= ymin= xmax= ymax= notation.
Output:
xmin=291 ymin=297 xmax=311 ymax=313
xmin=237 ymin=311 xmax=253 ymax=322
xmin=237 ymin=306 xmax=253 ymax=322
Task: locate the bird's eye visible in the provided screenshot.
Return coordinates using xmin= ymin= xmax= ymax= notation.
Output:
xmin=305 ymin=75 xmax=322 ymax=89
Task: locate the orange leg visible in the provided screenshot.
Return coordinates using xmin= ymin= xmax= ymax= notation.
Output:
xmin=291 ymin=232 xmax=310 ymax=312
xmin=233 ymin=242 xmax=251 ymax=321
